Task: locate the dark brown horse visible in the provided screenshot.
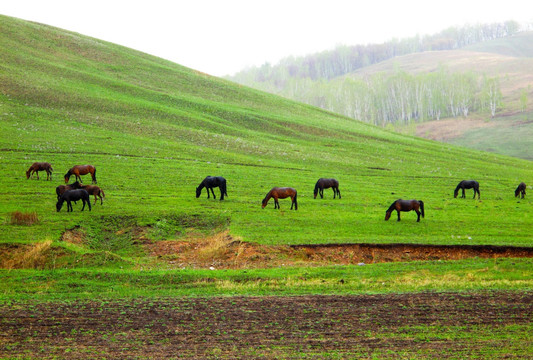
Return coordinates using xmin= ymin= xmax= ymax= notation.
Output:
xmin=26 ymin=162 xmax=53 ymax=180
xmin=56 ymin=189 xmax=91 ymax=212
xmin=64 ymin=165 xmax=97 ymax=184
xmin=385 ymin=199 xmax=425 ymax=222
xmin=262 ymin=187 xmax=298 ymax=210
xmin=454 ymin=180 xmax=480 ymax=199
xmin=196 ymin=176 xmax=227 ymax=200
xmin=515 ymin=182 xmax=526 ymax=199
xmin=314 ymin=178 xmax=341 ymax=199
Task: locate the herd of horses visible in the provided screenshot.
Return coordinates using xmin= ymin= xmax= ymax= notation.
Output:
xmin=26 ymin=162 xmax=104 ymax=212
xmin=27 ymin=162 xmax=527 ymax=220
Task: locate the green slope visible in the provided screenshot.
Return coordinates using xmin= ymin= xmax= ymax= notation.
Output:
xmin=0 ymin=14 xmax=532 ymax=261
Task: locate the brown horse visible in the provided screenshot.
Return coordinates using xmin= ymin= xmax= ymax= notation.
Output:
xmin=76 ymin=184 xmax=106 ymax=205
xmin=26 ymin=162 xmax=53 ymax=180
xmin=262 ymin=187 xmax=298 ymax=210
xmin=515 ymin=182 xmax=526 ymax=199
xmin=314 ymin=178 xmax=341 ymax=199
xmin=64 ymin=165 xmax=97 ymax=184
xmin=385 ymin=199 xmax=425 ymax=222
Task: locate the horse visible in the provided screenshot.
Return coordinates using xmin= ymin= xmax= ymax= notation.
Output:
xmin=75 ymin=184 xmax=106 ymax=205
xmin=262 ymin=187 xmax=298 ymax=210
xmin=515 ymin=182 xmax=526 ymax=199
xmin=314 ymin=178 xmax=341 ymax=199
xmin=56 ymin=181 xmax=82 ymax=200
xmin=64 ymin=165 xmax=97 ymax=184
xmin=385 ymin=199 xmax=425 ymax=222
xmin=56 ymin=189 xmax=91 ymax=212
xmin=454 ymin=180 xmax=480 ymax=199
xmin=26 ymin=162 xmax=53 ymax=180
xmin=196 ymin=176 xmax=227 ymax=200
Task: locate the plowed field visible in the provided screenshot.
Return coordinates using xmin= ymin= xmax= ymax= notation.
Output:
xmin=1 ymin=292 xmax=531 ymax=359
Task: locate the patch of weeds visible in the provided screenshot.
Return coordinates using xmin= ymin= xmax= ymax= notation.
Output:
xmin=7 ymin=211 xmax=39 ymax=226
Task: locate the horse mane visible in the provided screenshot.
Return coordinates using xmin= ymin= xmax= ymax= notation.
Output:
xmin=262 ymin=189 xmax=273 ymax=205
xmin=386 ymin=200 xmax=398 ymax=214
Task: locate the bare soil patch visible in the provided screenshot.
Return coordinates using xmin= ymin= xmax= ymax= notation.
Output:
xmin=415 ymin=118 xmax=497 ymax=141
xmin=144 ymin=230 xmax=532 ymax=269
xmin=2 ymin=229 xmax=531 ymax=269
xmin=1 ymin=292 xmax=530 ymax=359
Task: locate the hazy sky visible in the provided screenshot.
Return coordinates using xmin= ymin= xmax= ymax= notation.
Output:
xmin=2 ymin=0 xmax=533 ymax=76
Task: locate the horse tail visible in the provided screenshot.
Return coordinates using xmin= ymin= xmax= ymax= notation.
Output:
xmin=101 ymin=188 xmax=106 ymax=199
xmin=294 ymin=191 xmax=298 ymax=210
xmin=223 ymin=179 xmax=228 ymax=196
xmin=418 ymin=200 xmax=425 ymax=218
xmin=93 ymin=167 xmax=97 ymax=182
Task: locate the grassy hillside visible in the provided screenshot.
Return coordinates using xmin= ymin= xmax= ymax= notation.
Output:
xmin=0 ymin=15 xmax=532 ymax=270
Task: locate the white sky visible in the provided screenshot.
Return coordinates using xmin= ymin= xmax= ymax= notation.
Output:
xmin=2 ymin=0 xmax=533 ymax=76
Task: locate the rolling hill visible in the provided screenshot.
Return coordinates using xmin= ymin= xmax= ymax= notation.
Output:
xmin=0 ymin=14 xmax=531 ymax=264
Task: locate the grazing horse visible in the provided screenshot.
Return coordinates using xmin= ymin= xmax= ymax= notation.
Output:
xmin=56 ymin=181 xmax=82 ymax=200
xmin=80 ymin=185 xmax=106 ymax=205
xmin=385 ymin=199 xmax=425 ymax=222
xmin=56 ymin=189 xmax=91 ymax=212
xmin=26 ymin=162 xmax=53 ymax=180
xmin=515 ymin=182 xmax=526 ymax=199
xmin=64 ymin=165 xmax=97 ymax=184
xmin=262 ymin=187 xmax=298 ymax=210
xmin=454 ymin=180 xmax=480 ymax=199
xmin=196 ymin=176 xmax=227 ymax=200
xmin=314 ymin=178 xmax=341 ymax=199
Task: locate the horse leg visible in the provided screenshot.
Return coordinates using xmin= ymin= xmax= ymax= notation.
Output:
xmin=35 ymin=170 xmax=39 ymax=180
xmin=210 ymin=188 xmax=216 ymax=199
xmin=219 ymin=188 xmax=224 ymax=201
xmin=415 ymin=210 xmax=421 ymax=222
xmin=274 ymin=198 xmax=279 ymax=209
xmin=67 ymin=200 xmax=72 ymax=212
xmin=397 ymin=210 xmax=401 ymax=221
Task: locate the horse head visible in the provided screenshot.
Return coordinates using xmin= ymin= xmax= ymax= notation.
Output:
xmin=64 ymin=171 xmax=71 ymax=183
xmin=195 ymin=187 xmax=202 ymax=198
xmin=56 ymin=199 xmax=64 ymax=212
xmin=384 ymin=211 xmax=391 ymax=221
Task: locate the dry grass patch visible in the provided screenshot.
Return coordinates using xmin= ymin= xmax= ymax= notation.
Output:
xmin=8 ymin=211 xmax=39 ymax=226
xmin=0 ymin=240 xmax=52 ymax=269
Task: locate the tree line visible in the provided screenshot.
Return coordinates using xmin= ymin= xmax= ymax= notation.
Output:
xmin=228 ymin=21 xmax=521 ymax=124
xmin=280 ymin=68 xmax=502 ymax=126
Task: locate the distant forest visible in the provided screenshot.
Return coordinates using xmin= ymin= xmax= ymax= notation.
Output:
xmin=228 ymin=21 xmax=522 ymax=125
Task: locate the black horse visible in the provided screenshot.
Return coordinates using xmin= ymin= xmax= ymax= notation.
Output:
xmin=515 ymin=182 xmax=526 ymax=199
xmin=196 ymin=176 xmax=227 ymax=200
xmin=454 ymin=180 xmax=480 ymax=199
xmin=385 ymin=199 xmax=425 ymax=222
xmin=313 ymin=178 xmax=341 ymax=199
xmin=56 ymin=189 xmax=91 ymax=212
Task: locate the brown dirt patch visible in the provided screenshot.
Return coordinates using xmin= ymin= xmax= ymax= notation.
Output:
xmin=0 ymin=292 xmax=530 ymax=359
xmin=415 ymin=118 xmax=497 ymax=141
xmin=144 ymin=231 xmax=533 ymax=269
